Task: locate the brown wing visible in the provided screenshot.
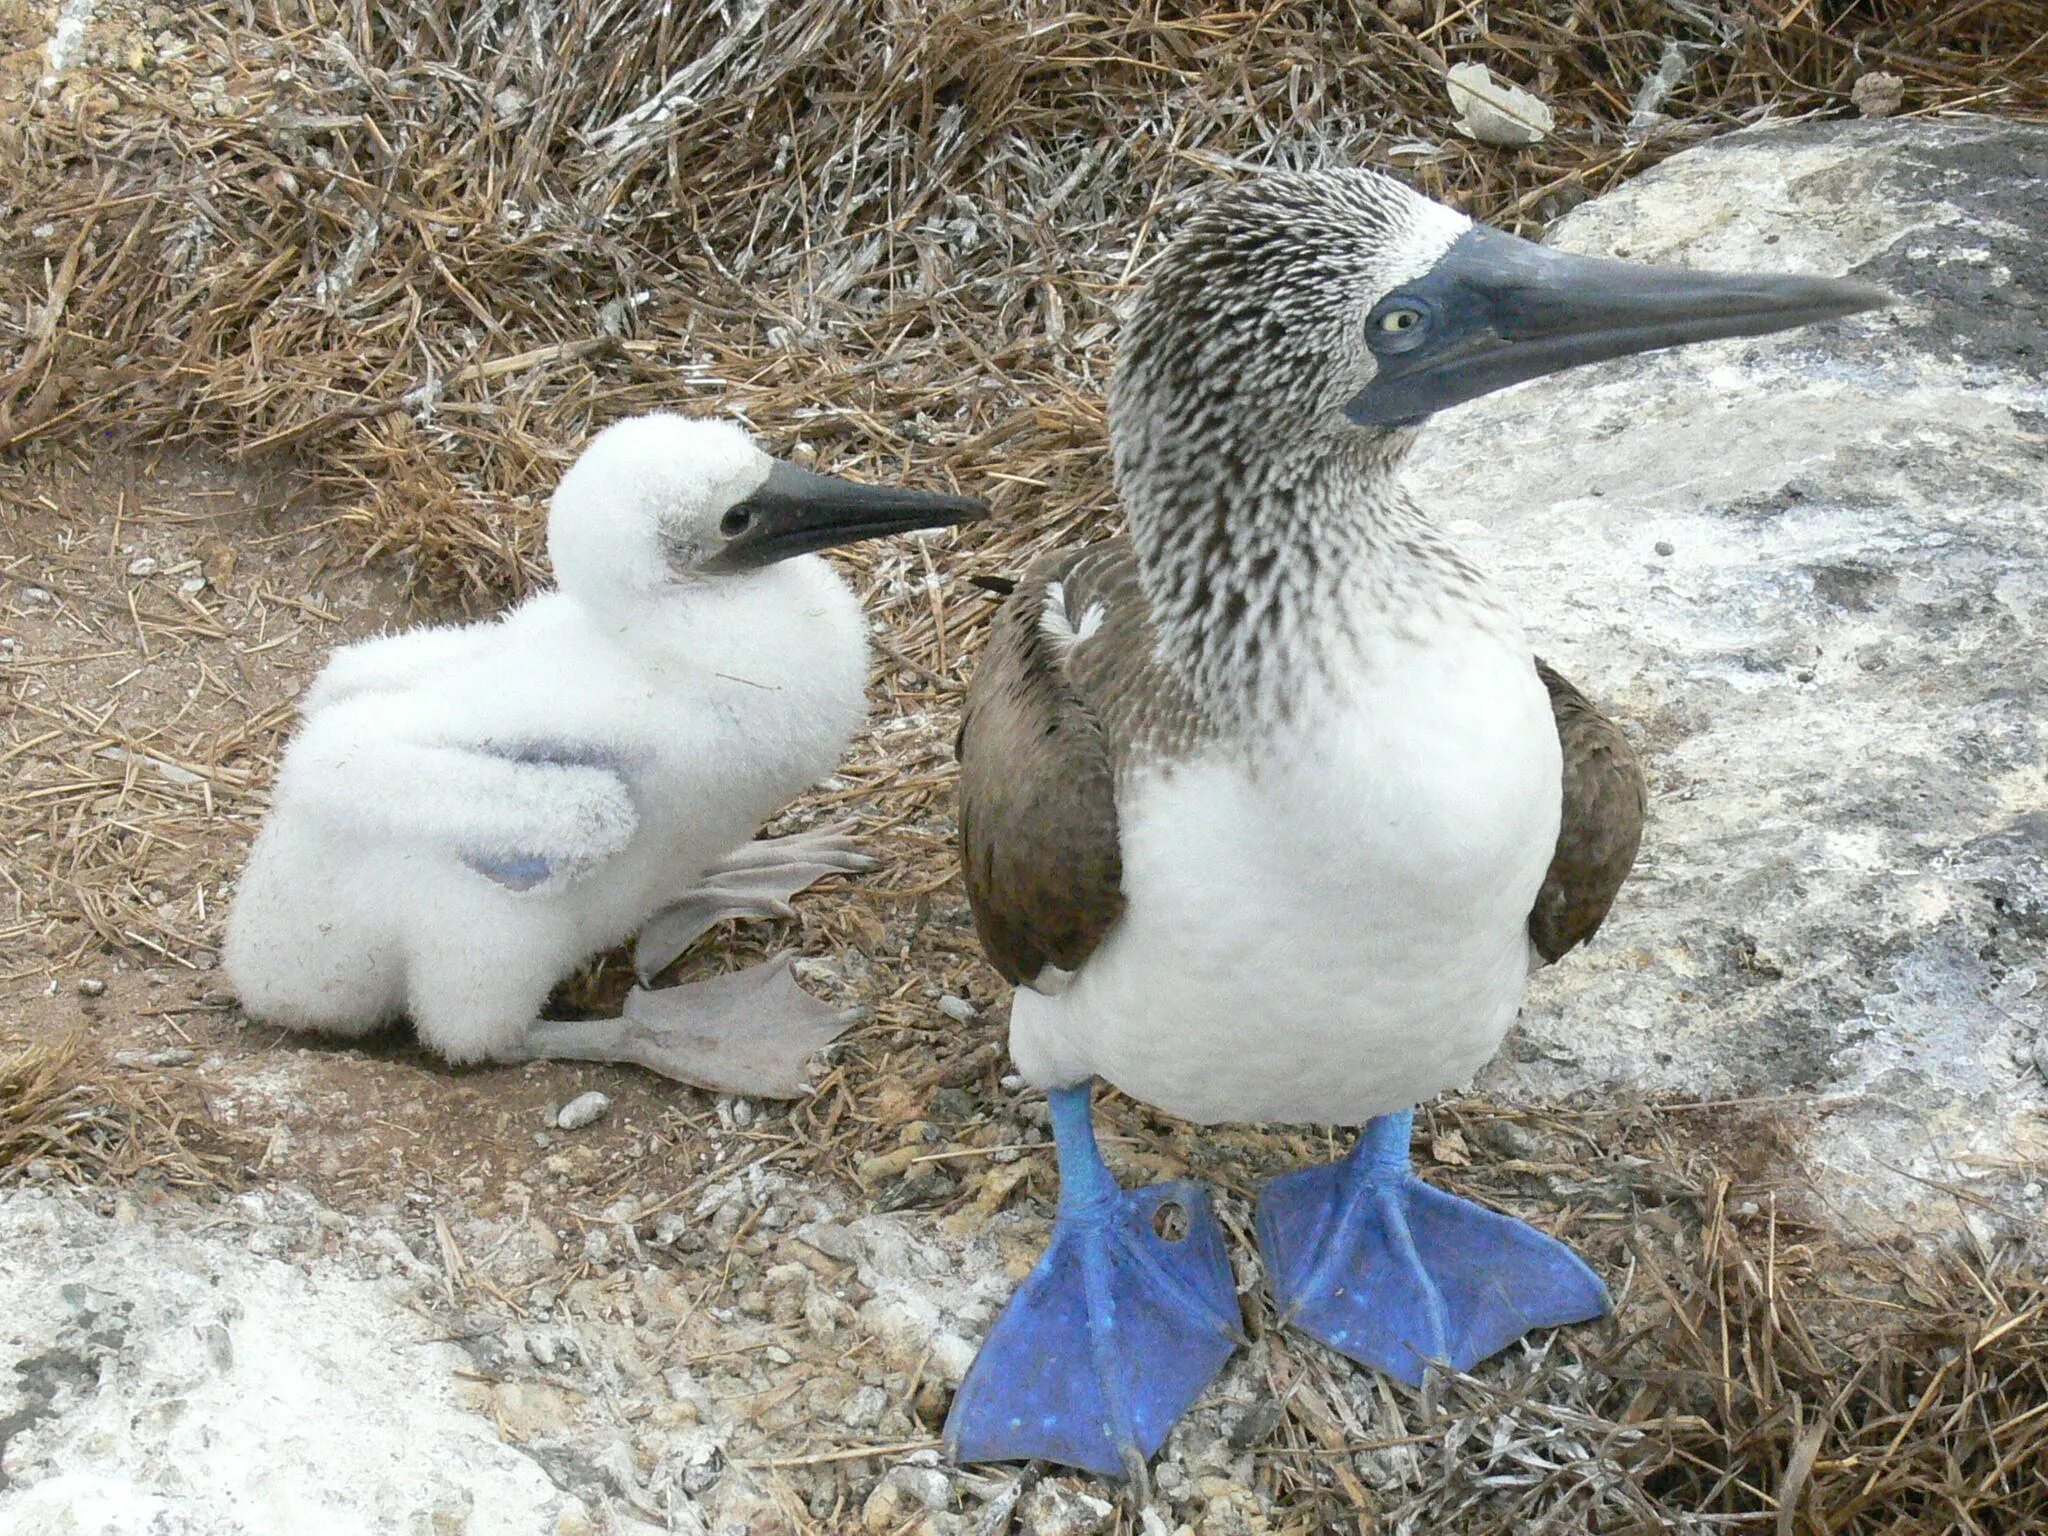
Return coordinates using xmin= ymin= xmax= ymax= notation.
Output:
xmin=1529 ymin=659 xmax=1648 ymax=964
xmin=956 ymin=546 xmax=1133 ymax=986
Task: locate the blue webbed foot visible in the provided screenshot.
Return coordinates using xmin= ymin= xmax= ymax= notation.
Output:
xmin=946 ymin=1083 xmax=1243 ymax=1480
xmin=1256 ymin=1110 xmax=1608 ymax=1385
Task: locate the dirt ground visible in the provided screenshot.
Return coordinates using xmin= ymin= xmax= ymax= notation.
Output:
xmin=5 ymin=0 xmax=2046 ymax=1528
xmin=0 ymin=445 xmax=1778 ymax=1535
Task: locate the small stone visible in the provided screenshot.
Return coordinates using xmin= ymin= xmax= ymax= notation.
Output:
xmin=1851 ymin=72 xmax=1905 ymax=119
xmin=126 ymin=555 xmax=159 ymax=577
xmin=1229 ymin=1398 xmax=1284 ymax=1451
xmin=650 ymin=1212 xmax=691 ymax=1246
xmin=556 ymin=1091 xmax=611 ymax=1130
xmin=76 ymin=978 xmax=106 ymax=998
xmin=21 ymin=587 xmax=53 ymax=605
xmin=861 ymin=1482 xmax=904 ymax=1534
xmin=936 ymin=994 xmax=977 ymax=1023
xmin=879 ymin=1465 xmax=951 ymax=1514
xmin=858 ymin=1145 xmax=923 ymax=1184
xmin=797 ymin=1221 xmax=862 ymax=1262
xmin=839 ymin=1383 xmax=887 ymax=1428
xmin=111 ymin=1047 xmax=196 ymax=1068
xmin=1654 ymin=539 xmax=1676 ymax=557
xmin=1020 ymin=1483 xmax=1114 ymax=1536
xmin=179 ymin=576 xmax=208 ymax=597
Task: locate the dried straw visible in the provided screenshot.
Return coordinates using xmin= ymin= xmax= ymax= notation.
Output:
xmin=3 ymin=2 xmax=2045 ymax=1529
xmin=0 ymin=1031 xmax=251 ymax=1189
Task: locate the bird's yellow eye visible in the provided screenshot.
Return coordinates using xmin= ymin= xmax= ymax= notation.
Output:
xmin=1379 ymin=308 xmax=1422 ymax=333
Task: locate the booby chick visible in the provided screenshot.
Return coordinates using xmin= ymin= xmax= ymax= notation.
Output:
xmin=225 ymin=414 xmax=984 ymax=1092
xmin=946 ymin=172 xmax=1887 ymax=1479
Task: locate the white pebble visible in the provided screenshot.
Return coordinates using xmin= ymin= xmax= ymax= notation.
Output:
xmin=556 ymin=1091 xmax=612 ymax=1131
xmin=937 ymin=994 xmax=977 ymax=1023
xmin=126 ymin=556 xmax=159 ymax=577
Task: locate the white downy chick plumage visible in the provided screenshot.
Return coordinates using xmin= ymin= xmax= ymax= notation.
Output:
xmin=226 ymin=415 xmax=908 ymax=1065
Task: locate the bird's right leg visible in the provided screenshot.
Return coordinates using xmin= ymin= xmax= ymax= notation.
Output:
xmin=494 ymin=954 xmax=858 ymax=1097
xmin=633 ymin=823 xmax=876 ymax=982
xmin=1256 ymin=1109 xmax=1609 ymax=1384
xmin=944 ymin=1081 xmax=1242 ymax=1487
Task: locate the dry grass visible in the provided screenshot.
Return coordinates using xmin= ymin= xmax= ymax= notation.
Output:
xmin=0 ymin=1030 xmax=252 ymax=1189
xmin=1308 ymin=1101 xmax=2048 ymax=1533
xmin=4 ymin=1 xmax=2043 ymax=598
xmin=3 ymin=1 xmax=2046 ymax=1530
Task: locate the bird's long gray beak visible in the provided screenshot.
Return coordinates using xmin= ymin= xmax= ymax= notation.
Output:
xmin=1344 ymin=223 xmax=1892 ymax=427
xmin=705 ymin=459 xmax=988 ymax=573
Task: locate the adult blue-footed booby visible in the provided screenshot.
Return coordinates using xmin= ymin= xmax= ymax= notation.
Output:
xmin=946 ymin=172 xmax=1886 ymax=1480
xmin=225 ymin=414 xmax=983 ymax=1092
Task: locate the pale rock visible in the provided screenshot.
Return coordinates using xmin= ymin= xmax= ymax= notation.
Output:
xmin=873 ymin=1463 xmax=951 ymax=1515
xmin=1020 ymin=1483 xmax=1114 ymax=1536
xmin=1852 ymin=72 xmax=1906 ymax=118
xmin=555 ymin=1091 xmax=611 ymax=1130
xmin=0 ymin=1192 xmax=576 ymax=1529
xmin=1408 ymin=118 xmax=2048 ymax=1246
xmin=838 ymin=1382 xmax=888 ymax=1428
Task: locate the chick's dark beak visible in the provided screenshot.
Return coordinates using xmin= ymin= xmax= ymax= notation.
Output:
xmin=1344 ymin=223 xmax=1892 ymax=428
xmin=704 ymin=460 xmax=988 ymax=573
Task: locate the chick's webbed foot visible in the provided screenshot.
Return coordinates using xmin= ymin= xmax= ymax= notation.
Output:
xmin=501 ymin=954 xmax=856 ymax=1095
xmin=946 ymin=1083 xmax=1242 ymax=1483
xmin=633 ymin=823 xmax=876 ymax=982
xmin=1256 ymin=1110 xmax=1608 ymax=1384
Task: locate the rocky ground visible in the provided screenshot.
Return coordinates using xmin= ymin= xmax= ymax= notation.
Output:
xmin=2 ymin=6 xmax=2044 ymax=1529
xmin=1431 ymin=117 xmax=2048 ymax=1238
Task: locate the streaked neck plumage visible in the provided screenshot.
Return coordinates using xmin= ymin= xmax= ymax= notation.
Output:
xmin=1111 ymin=409 xmax=1516 ymax=724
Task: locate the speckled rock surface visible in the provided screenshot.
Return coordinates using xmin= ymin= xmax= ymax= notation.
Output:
xmin=0 ymin=1191 xmax=592 ymax=1536
xmin=1411 ymin=117 xmax=2048 ymax=1243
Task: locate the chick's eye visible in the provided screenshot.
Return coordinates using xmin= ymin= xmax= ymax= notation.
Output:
xmin=1378 ymin=307 xmax=1423 ymax=334
xmin=719 ymin=507 xmax=754 ymax=537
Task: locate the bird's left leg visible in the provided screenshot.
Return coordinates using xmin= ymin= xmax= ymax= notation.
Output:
xmin=633 ymin=823 xmax=876 ymax=982
xmin=495 ymin=954 xmax=858 ymax=1096
xmin=1255 ymin=1109 xmax=1608 ymax=1384
xmin=945 ymin=1082 xmax=1243 ymax=1486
